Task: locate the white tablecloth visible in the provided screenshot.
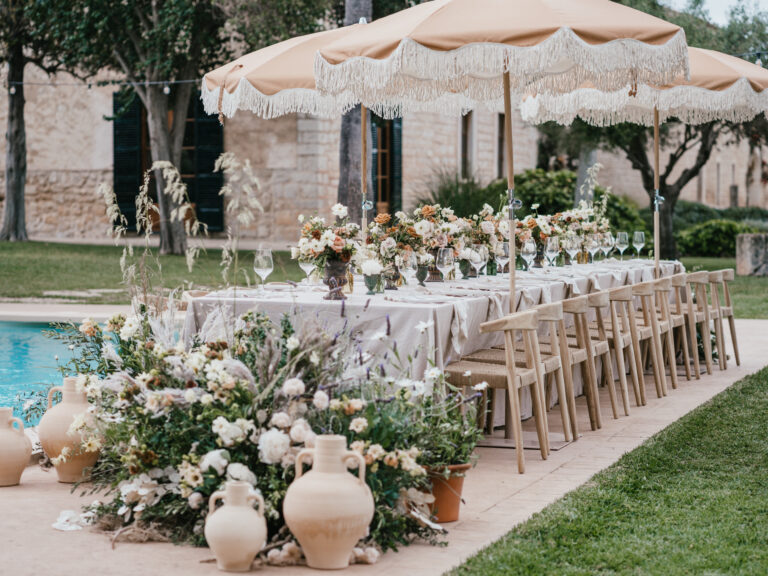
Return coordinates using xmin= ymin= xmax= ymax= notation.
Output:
xmin=184 ymin=259 xmax=681 ymax=380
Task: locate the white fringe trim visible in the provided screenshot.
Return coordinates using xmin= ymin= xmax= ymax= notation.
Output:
xmin=200 ymin=76 xmax=358 ymax=120
xmin=315 ymin=27 xmax=690 ymax=117
xmin=520 ymin=77 xmax=768 ymax=127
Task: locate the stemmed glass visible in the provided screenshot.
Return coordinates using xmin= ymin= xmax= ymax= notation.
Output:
xmin=545 ymin=236 xmax=560 ymax=268
xmin=471 ymin=244 xmax=487 ymax=278
xmin=585 ymin=234 xmax=600 ymax=263
xmin=253 ymin=248 xmax=274 ymax=294
xmin=633 ymin=231 xmax=645 ymax=258
xmin=601 ymin=231 xmax=614 ymax=260
xmin=436 ymin=248 xmax=455 ymax=281
xmin=521 ymin=239 xmax=536 ymax=271
xmin=564 ymin=235 xmax=581 ymax=267
xmin=298 ymin=259 xmax=315 ymax=285
xmin=495 ymin=242 xmax=510 ymax=278
xmin=400 ymin=251 xmax=418 ymax=286
xmin=615 ymin=231 xmax=629 ymax=260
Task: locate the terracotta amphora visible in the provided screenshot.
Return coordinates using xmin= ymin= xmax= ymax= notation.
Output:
xmin=204 ymin=481 xmax=267 ymax=572
xmin=0 ymin=407 xmax=31 ymax=486
xmin=38 ymin=377 xmax=99 ymax=483
xmin=283 ymin=434 xmax=374 ymax=570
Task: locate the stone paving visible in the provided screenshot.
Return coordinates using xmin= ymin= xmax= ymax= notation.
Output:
xmin=1 ymin=319 xmax=764 ymax=576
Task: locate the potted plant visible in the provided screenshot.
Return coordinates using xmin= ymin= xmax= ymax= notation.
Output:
xmin=419 ymin=380 xmax=484 ymax=523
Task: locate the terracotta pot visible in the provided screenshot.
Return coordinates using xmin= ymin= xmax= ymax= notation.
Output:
xmin=283 ymin=435 xmax=374 ymax=570
xmin=429 ymin=463 xmax=472 ymax=523
xmin=38 ymin=377 xmax=99 ymax=483
xmin=0 ymin=407 xmax=31 ymax=487
xmin=205 ymin=481 xmax=267 ymax=572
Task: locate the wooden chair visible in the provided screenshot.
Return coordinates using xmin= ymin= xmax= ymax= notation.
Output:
xmin=581 ymin=291 xmax=623 ymax=420
xmin=686 ymin=271 xmax=714 ymax=376
xmin=715 ymin=269 xmax=740 ymax=366
xmin=445 ymin=310 xmax=549 ymax=474
xmin=708 ymin=271 xmax=728 ymax=370
xmin=669 ymin=274 xmax=693 ymax=381
xmin=631 ymin=281 xmax=667 ymax=399
xmin=653 ymin=277 xmax=679 ymax=391
xmin=462 ymin=301 xmax=575 ymax=442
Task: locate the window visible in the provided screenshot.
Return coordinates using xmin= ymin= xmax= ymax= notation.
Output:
xmin=112 ymin=92 xmax=224 ymax=231
xmin=371 ymin=116 xmax=402 ymax=215
xmin=497 ymin=113 xmax=506 ymax=179
xmin=460 ymin=111 xmax=473 ymax=179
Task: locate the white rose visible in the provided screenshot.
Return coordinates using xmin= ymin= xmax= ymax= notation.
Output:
xmin=270 ymin=411 xmax=292 ymax=428
xmin=258 ymin=428 xmax=290 ymax=465
xmin=199 ymin=449 xmax=229 ymax=475
xmin=480 ymin=221 xmax=496 ymax=235
xmin=285 ymin=336 xmax=300 ymax=351
xmin=226 ymin=462 xmax=257 ymax=485
xmin=361 ymin=259 xmax=383 ymax=276
xmin=188 ymin=492 xmax=203 ymax=509
xmin=289 ymin=418 xmax=312 ymax=443
xmin=413 ymin=220 xmax=433 ymax=237
xmin=349 ymin=417 xmax=368 ymax=434
xmin=313 ymin=390 xmax=330 ymax=410
xmin=282 ymin=378 xmax=305 ymax=396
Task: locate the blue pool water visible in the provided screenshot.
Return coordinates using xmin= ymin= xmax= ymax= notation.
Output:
xmin=0 ymin=322 xmax=75 ymax=424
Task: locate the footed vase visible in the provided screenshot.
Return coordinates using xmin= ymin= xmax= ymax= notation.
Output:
xmin=0 ymin=407 xmax=31 ymax=487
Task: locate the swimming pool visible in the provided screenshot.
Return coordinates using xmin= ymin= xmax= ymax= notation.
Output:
xmin=0 ymin=322 xmax=75 ymax=425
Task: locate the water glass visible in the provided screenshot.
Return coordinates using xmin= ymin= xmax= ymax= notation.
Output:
xmin=601 ymin=232 xmax=614 ymax=260
xmin=585 ymin=234 xmax=600 ymax=263
xmin=400 ymin=251 xmax=418 ymax=285
xmin=254 ymin=248 xmax=274 ymax=293
xmin=521 ymin=239 xmax=536 ymax=270
xmin=436 ymin=248 xmax=455 ymax=281
xmin=496 ymin=241 xmax=510 ymax=277
xmin=633 ymin=231 xmax=645 ymax=258
xmin=564 ymin=235 xmax=581 ymax=266
xmin=471 ymin=244 xmax=487 ymax=277
xmin=545 ymin=236 xmax=560 ymax=267
xmin=298 ymin=260 xmax=315 ymax=285
xmin=615 ymin=231 xmax=629 ymax=260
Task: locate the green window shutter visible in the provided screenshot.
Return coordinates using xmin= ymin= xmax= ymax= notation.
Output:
xmin=392 ymin=118 xmax=402 ymax=213
xmin=112 ymin=94 xmax=142 ymax=229
xmin=192 ymin=97 xmax=224 ymax=231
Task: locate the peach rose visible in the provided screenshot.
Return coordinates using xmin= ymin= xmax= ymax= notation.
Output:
xmin=331 ymin=236 xmax=345 ymax=253
xmin=374 ymin=213 xmax=391 ymax=225
xmin=421 ymin=206 xmax=436 ymax=218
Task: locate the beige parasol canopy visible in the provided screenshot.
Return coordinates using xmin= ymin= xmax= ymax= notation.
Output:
xmin=520 ymin=47 xmax=768 ymax=273
xmin=520 ymin=47 xmax=768 ymax=126
xmin=314 ymin=0 xmax=691 ymax=111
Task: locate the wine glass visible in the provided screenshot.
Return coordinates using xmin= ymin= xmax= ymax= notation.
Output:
xmin=495 ymin=241 xmax=510 ymax=278
xmin=298 ymin=259 xmax=315 ymax=285
xmin=545 ymin=236 xmax=560 ymax=267
xmin=436 ymin=248 xmax=455 ymax=281
xmin=563 ymin=235 xmax=581 ymax=267
xmin=400 ymin=250 xmax=418 ymax=286
xmin=633 ymin=231 xmax=645 ymax=258
xmin=471 ymin=244 xmax=487 ymax=277
xmin=585 ymin=234 xmax=600 ymax=263
xmin=521 ymin=239 xmax=536 ymax=271
xmin=600 ymin=231 xmax=614 ymax=260
xmin=253 ymin=248 xmax=274 ymax=293
xmin=615 ymin=231 xmax=629 ymax=260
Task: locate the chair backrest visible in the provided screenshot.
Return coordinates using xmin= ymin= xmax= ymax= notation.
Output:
xmin=479 ymin=309 xmax=538 ymax=334
xmin=685 ymin=270 xmax=711 ymax=318
xmin=721 ymin=269 xmax=735 ymax=281
xmin=653 ymin=277 xmax=672 ymax=292
xmin=533 ymin=301 xmax=563 ymax=322
xmin=708 ymin=271 xmax=724 ymax=312
xmin=631 ymin=281 xmax=655 ymax=296
xmin=562 ymin=295 xmax=589 ymax=314
xmin=686 ymin=271 xmax=709 ymax=284
xmin=670 ymin=273 xmax=688 ymax=315
xmin=719 ymin=269 xmax=735 ymax=308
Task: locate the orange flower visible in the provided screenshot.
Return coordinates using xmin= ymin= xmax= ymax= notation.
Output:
xmin=406 ymin=226 xmax=419 ymax=238
xmin=331 ymin=236 xmax=345 ymax=253
xmin=311 ymin=229 xmax=321 ymax=239
xmin=374 ymin=213 xmax=391 ymax=225
xmin=421 ymin=205 xmax=436 ymax=218
xmin=527 ymin=220 xmax=537 ymax=229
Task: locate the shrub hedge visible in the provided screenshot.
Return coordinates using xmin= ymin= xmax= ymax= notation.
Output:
xmin=676 ymin=220 xmax=760 ymax=258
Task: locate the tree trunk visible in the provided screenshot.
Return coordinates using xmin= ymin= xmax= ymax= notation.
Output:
xmin=0 ymin=43 xmax=28 ymax=242
xmin=574 ymin=147 xmax=596 ymax=206
xmin=144 ymin=87 xmax=187 ymax=255
xmin=337 ymin=0 xmax=373 ymax=225
xmin=658 ymin=192 xmax=676 ymax=259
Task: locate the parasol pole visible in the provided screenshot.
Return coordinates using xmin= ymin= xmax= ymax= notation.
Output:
xmin=653 ymin=106 xmax=663 ymax=277
xmin=361 ymin=104 xmax=368 ymax=241
xmin=502 ymin=72 xmax=519 ymax=313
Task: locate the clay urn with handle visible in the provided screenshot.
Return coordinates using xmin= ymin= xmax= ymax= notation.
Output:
xmin=204 ymin=480 xmax=268 ymax=572
xmin=38 ymin=377 xmax=99 ymax=483
xmin=283 ymin=434 xmax=374 ymax=569
xmin=0 ymin=407 xmax=31 ymax=486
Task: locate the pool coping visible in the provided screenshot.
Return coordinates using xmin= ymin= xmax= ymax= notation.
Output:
xmin=0 ymin=303 xmax=132 ymax=323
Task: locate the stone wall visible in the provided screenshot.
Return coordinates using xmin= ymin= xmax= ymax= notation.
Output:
xmin=736 ymin=234 xmax=768 ymax=276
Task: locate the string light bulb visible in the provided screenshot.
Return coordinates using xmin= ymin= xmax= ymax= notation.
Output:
xmin=9 ymin=85 xmax=16 ymax=95
xmin=163 ymin=84 xmax=170 ymax=95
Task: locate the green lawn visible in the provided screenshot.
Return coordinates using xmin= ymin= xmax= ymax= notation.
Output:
xmin=450 ymin=366 xmax=768 ymax=576
xmin=0 ymin=241 xmax=302 ymax=305
xmin=681 ymin=257 xmax=768 ymax=319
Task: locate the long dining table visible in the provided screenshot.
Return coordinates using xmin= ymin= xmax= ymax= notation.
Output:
xmin=184 ymin=259 xmax=682 ymax=419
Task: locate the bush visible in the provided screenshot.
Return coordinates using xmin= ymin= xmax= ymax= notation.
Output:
xmin=512 ymin=169 xmax=575 ymax=216
xmin=677 ymin=219 xmax=760 ymax=257
xmin=595 ymin=189 xmax=648 ymax=234
xmin=416 ymin=168 xmax=505 ymax=218
xmin=721 ymin=205 xmax=768 ymax=222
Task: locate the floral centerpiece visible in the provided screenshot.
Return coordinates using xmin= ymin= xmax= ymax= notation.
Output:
xmin=291 ymin=204 xmax=359 ymax=299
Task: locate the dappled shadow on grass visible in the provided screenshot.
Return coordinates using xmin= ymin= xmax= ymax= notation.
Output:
xmin=450 ymin=367 xmax=768 ymax=576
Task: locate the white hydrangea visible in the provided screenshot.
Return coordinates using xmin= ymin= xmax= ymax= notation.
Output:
xmin=226 ymin=462 xmax=257 ymax=485
xmin=289 ymin=418 xmax=312 ymax=443
xmin=312 ymin=390 xmax=330 ymax=410
xmin=361 ymin=259 xmax=383 ymax=276
xmin=270 ymin=411 xmax=292 ymax=428
xmin=199 ymin=449 xmax=229 ymax=475
xmin=258 ymin=428 xmax=290 ymax=465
